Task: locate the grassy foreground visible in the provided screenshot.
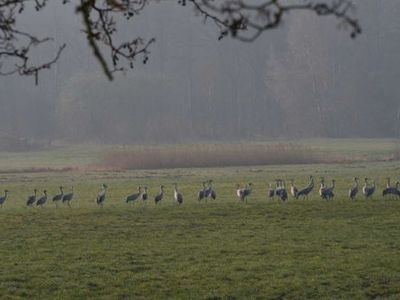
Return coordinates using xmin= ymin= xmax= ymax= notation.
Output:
xmin=0 ymin=161 xmax=400 ymax=299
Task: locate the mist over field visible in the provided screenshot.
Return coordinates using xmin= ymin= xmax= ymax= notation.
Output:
xmin=0 ymin=0 xmax=399 ymax=148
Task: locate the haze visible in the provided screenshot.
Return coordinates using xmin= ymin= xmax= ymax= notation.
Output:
xmin=0 ymin=0 xmax=399 ymax=147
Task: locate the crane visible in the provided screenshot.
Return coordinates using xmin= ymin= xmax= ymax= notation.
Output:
xmin=154 ymin=185 xmax=165 ymax=205
xmin=96 ymin=184 xmax=107 ymax=207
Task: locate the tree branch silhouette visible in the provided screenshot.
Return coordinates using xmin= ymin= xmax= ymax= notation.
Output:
xmin=0 ymin=0 xmax=361 ymax=82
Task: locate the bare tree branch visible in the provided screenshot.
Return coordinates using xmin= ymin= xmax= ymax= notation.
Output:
xmin=184 ymin=0 xmax=361 ymax=42
xmin=0 ymin=0 xmax=361 ymax=82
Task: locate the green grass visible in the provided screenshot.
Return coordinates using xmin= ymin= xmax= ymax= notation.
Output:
xmin=1 ymin=161 xmax=400 ymax=299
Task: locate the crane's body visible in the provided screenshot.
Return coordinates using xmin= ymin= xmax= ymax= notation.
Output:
xmin=0 ymin=190 xmax=9 ymax=207
xmin=97 ymin=184 xmax=107 ymax=207
xmin=26 ymin=189 xmax=38 ymax=206
xmin=154 ymin=185 xmax=164 ymax=205
xmin=126 ymin=186 xmax=142 ymax=204
xmin=36 ymin=190 xmax=48 ymax=207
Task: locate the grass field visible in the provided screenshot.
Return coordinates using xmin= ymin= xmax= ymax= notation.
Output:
xmin=0 ymin=140 xmax=400 ymax=299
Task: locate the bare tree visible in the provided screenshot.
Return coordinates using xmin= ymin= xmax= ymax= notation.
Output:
xmin=0 ymin=0 xmax=361 ymax=82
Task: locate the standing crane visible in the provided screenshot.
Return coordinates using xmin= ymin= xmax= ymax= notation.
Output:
xmin=296 ymin=175 xmax=314 ymax=199
xmin=207 ymin=180 xmax=216 ymax=201
xmin=236 ymin=184 xmax=245 ymax=202
xmin=321 ymin=179 xmax=335 ymax=200
xmin=62 ymin=186 xmax=74 ymax=207
xmin=279 ymin=180 xmax=288 ymax=201
xmin=26 ymin=189 xmax=38 ymax=206
xmin=154 ymin=185 xmax=165 ymax=205
xmin=126 ymin=186 xmax=141 ymax=205
xmin=383 ymin=181 xmax=400 ymax=198
xmin=96 ymin=184 xmax=107 ymax=207
xmin=198 ymin=182 xmax=206 ymax=202
xmin=277 ymin=180 xmax=288 ymax=202
xmin=141 ymin=186 xmax=148 ymax=203
xmin=242 ymin=183 xmax=253 ymax=204
xmin=36 ymin=190 xmax=48 ymax=208
xmin=52 ymin=186 xmax=64 ymax=207
xmin=203 ymin=180 xmax=214 ymax=202
xmin=0 ymin=190 xmax=9 ymax=207
xmin=362 ymin=178 xmax=376 ymax=199
xmin=348 ymin=177 xmax=359 ymax=200
xmin=174 ymin=183 xmax=183 ymax=205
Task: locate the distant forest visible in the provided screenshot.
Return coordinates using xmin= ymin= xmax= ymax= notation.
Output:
xmin=0 ymin=0 xmax=399 ymax=146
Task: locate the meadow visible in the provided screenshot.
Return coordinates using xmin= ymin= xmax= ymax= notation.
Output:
xmin=0 ymin=139 xmax=400 ymax=299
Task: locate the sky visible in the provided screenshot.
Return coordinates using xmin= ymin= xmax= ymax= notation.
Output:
xmin=0 ymin=0 xmax=399 ymax=145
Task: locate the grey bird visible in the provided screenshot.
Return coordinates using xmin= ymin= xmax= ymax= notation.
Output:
xmin=26 ymin=189 xmax=38 ymax=206
xmin=154 ymin=185 xmax=164 ymax=205
xmin=0 ymin=189 xmax=9 ymax=207
xmin=320 ymin=179 xmax=335 ymax=200
xmin=52 ymin=186 xmax=64 ymax=207
xmin=36 ymin=190 xmax=48 ymax=208
xmin=174 ymin=183 xmax=183 ymax=205
xmin=242 ymin=183 xmax=253 ymax=204
xmin=141 ymin=186 xmax=148 ymax=202
xmin=348 ymin=177 xmax=359 ymax=200
xmin=362 ymin=178 xmax=375 ymax=199
xmin=275 ymin=180 xmax=287 ymax=202
xmin=126 ymin=186 xmax=141 ymax=204
xmin=97 ymin=184 xmax=107 ymax=207
xmin=198 ymin=182 xmax=206 ymax=202
xmin=236 ymin=184 xmax=245 ymax=202
xmin=62 ymin=186 xmax=74 ymax=207
xmin=383 ymin=181 xmax=400 ymax=198
xmin=296 ymin=175 xmax=314 ymax=199
xmin=207 ymin=180 xmax=216 ymax=200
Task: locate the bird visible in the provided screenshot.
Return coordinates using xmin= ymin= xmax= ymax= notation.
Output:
xmin=290 ymin=179 xmax=298 ymax=199
xmin=236 ymin=184 xmax=245 ymax=202
xmin=96 ymin=184 xmax=107 ymax=207
xmin=154 ymin=185 xmax=165 ymax=205
xmin=26 ymin=189 xmax=38 ymax=206
xmin=382 ymin=181 xmax=400 ymax=198
xmin=207 ymin=180 xmax=216 ymax=201
xmin=319 ymin=178 xmax=334 ymax=200
xmin=348 ymin=177 xmax=359 ymax=200
xmin=198 ymin=182 xmax=206 ymax=202
xmin=275 ymin=179 xmax=283 ymax=198
xmin=274 ymin=180 xmax=285 ymax=201
xmin=242 ymin=183 xmax=253 ymax=204
xmin=268 ymin=183 xmax=275 ymax=200
xmin=62 ymin=186 xmax=74 ymax=207
xmin=126 ymin=186 xmax=142 ymax=204
xmin=174 ymin=183 xmax=183 ymax=205
xmin=0 ymin=190 xmax=9 ymax=207
xmin=141 ymin=186 xmax=148 ymax=202
xmin=362 ymin=178 xmax=376 ymax=199
xmin=36 ymin=190 xmax=48 ymax=208
xmin=52 ymin=186 xmax=64 ymax=207
xmin=296 ymin=175 xmax=314 ymax=199
xmin=203 ymin=179 xmax=213 ymax=202
xmin=210 ymin=189 xmax=217 ymax=200
xmin=277 ymin=180 xmax=288 ymax=201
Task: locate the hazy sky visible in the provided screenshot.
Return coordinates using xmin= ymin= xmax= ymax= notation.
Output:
xmin=0 ymin=0 xmax=399 ymax=144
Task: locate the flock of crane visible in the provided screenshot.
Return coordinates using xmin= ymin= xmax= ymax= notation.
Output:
xmin=0 ymin=176 xmax=399 ymax=208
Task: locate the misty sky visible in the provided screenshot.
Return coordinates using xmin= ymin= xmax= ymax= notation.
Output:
xmin=0 ymin=0 xmax=399 ymax=144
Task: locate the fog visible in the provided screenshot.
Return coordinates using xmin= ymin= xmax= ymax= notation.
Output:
xmin=1 ymin=0 xmax=400 ymax=148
